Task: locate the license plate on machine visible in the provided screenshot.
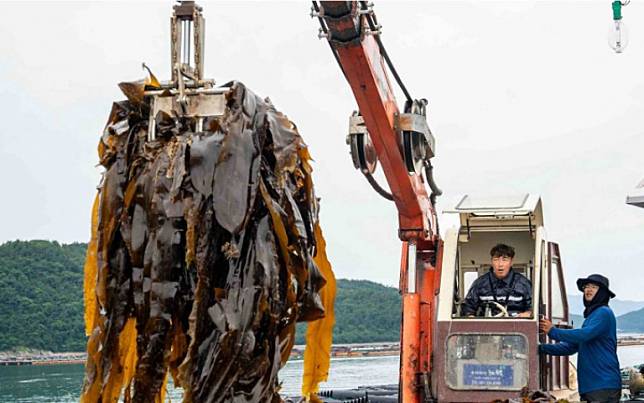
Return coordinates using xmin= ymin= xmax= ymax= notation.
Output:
xmin=463 ymin=364 xmax=513 ymax=387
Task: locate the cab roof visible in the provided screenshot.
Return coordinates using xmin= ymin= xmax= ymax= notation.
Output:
xmin=445 ymin=194 xmax=544 ymax=233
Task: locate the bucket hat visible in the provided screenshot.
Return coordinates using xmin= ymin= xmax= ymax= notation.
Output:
xmin=576 ymin=274 xmax=616 ymax=298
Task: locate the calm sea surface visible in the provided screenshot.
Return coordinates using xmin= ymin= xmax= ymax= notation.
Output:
xmin=1 ymin=346 xmax=643 ymax=402
xmin=0 ymin=355 xmax=399 ymax=402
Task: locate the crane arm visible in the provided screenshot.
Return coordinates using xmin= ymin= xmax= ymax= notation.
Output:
xmin=315 ymin=1 xmax=439 ymax=242
xmin=314 ymin=3 xmax=443 ymax=403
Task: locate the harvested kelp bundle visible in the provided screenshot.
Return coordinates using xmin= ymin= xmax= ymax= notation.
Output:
xmin=81 ymin=80 xmax=336 ymax=402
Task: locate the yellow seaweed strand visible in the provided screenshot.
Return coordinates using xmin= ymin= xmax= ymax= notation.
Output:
xmin=102 ymin=317 xmax=138 ymax=402
xmin=120 ymin=318 xmax=139 ymax=399
xmin=143 ymin=63 xmax=161 ymax=88
xmin=84 ymin=193 xmax=100 ymax=336
xmin=259 ymin=179 xmax=291 ymax=268
xmin=80 ymin=329 xmax=103 ymax=403
xmin=260 ymin=179 xmax=301 ymax=365
xmin=302 ymin=223 xmax=336 ymax=401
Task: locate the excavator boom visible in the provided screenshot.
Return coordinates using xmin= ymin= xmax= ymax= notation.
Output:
xmin=314 ymin=2 xmax=442 ymax=402
xmin=316 ymin=1 xmax=438 ymax=242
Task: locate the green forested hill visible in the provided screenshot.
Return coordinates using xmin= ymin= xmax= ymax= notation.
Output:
xmin=616 ymin=307 xmax=644 ymax=333
xmin=295 ymin=279 xmax=401 ymax=345
xmin=2 ymin=240 xmax=642 ymax=352
xmin=332 ymin=279 xmax=401 ymax=343
xmin=0 ymin=241 xmax=402 ymax=352
xmin=568 ymin=311 xmax=644 ymax=331
xmin=0 ymin=240 xmax=86 ymax=352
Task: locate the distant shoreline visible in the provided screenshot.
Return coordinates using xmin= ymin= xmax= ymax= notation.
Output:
xmin=0 ymin=352 xmax=86 ymax=367
xmin=1 ymin=342 xmax=401 ymax=367
xmin=290 ymin=342 xmax=400 ymax=360
xmin=3 ymin=336 xmax=643 ymax=367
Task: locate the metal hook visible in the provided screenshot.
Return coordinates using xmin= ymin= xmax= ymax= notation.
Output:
xmin=310 ymin=6 xmax=323 ymax=18
xmin=365 ymin=24 xmax=382 ymax=36
xmin=318 ymin=28 xmax=329 ymax=40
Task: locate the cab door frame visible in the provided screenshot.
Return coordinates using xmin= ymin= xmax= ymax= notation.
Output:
xmin=540 ymin=241 xmax=572 ymax=390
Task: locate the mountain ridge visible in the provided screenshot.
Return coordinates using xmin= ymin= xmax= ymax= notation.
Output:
xmin=566 ymin=290 xmax=644 ymax=317
xmin=0 ymin=240 xmax=642 ymax=352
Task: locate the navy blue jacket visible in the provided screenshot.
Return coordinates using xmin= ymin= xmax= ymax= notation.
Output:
xmin=539 ymin=306 xmax=621 ymax=394
xmin=461 ymin=268 xmax=532 ymax=316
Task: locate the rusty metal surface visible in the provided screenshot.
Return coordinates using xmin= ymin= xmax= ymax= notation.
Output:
xmin=433 ymin=319 xmax=540 ymax=402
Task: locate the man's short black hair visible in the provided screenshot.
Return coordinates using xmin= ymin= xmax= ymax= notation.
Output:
xmin=490 ymin=243 xmax=515 ymax=258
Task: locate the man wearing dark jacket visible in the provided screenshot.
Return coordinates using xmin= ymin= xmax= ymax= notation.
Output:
xmin=461 ymin=244 xmax=532 ymax=317
xmin=539 ymin=274 xmax=621 ymax=403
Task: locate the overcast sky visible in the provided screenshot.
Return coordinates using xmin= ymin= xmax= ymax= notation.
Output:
xmin=1 ymin=1 xmax=643 ymax=300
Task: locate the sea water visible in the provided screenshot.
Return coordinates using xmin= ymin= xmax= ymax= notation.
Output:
xmin=0 ymin=355 xmax=400 ymax=402
xmin=1 ymin=346 xmax=642 ymax=402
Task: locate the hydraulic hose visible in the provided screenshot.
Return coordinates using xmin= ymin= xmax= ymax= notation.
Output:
xmin=424 ymin=161 xmax=442 ymax=205
xmin=363 ymin=172 xmax=395 ymax=201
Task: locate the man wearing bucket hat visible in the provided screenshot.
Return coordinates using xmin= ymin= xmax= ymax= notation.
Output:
xmin=539 ymin=274 xmax=621 ymax=403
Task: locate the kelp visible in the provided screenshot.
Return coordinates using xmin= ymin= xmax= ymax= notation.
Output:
xmin=301 ymin=224 xmax=336 ymax=400
xmin=82 ymin=80 xmax=335 ymax=402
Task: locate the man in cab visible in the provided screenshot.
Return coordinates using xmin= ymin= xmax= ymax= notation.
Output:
xmin=461 ymin=243 xmax=532 ymax=318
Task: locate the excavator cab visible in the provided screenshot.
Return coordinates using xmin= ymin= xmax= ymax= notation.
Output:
xmin=432 ymin=194 xmax=577 ymax=401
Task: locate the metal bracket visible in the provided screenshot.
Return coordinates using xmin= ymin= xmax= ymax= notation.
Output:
xmin=358 ymin=2 xmax=374 ymax=15
xmin=171 ymin=1 xmax=204 ymax=83
xmin=310 ymin=5 xmax=324 ymax=18
xmin=144 ymin=2 xmax=228 ymax=141
xmin=421 ymin=371 xmax=434 ymax=402
xmin=146 ymin=87 xmax=229 ymax=141
xmin=315 ymin=2 xmax=362 ymax=46
xmin=347 ymin=112 xmax=365 ymax=170
xmin=398 ymin=99 xmax=436 ymax=175
xmin=175 ymin=64 xmax=189 ymax=115
xmin=365 ymin=24 xmax=382 ymax=36
xmin=398 ymin=112 xmax=435 ymax=159
xmin=348 ymin=111 xmax=368 ymax=136
xmin=346 ymin=111 xmax=378 ymax=174
xmin=317 ymin=28 xmax=329 ymax=40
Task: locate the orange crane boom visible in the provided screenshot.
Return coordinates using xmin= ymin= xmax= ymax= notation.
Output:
xmin=316 ymin=1 xmax=437 ymax=241
xmin=314 ymin=2 xmax=442 ymax=401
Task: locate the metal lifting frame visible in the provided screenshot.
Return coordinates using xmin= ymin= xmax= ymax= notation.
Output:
xmin=145 ymin=1 xmax=226 ymax=142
